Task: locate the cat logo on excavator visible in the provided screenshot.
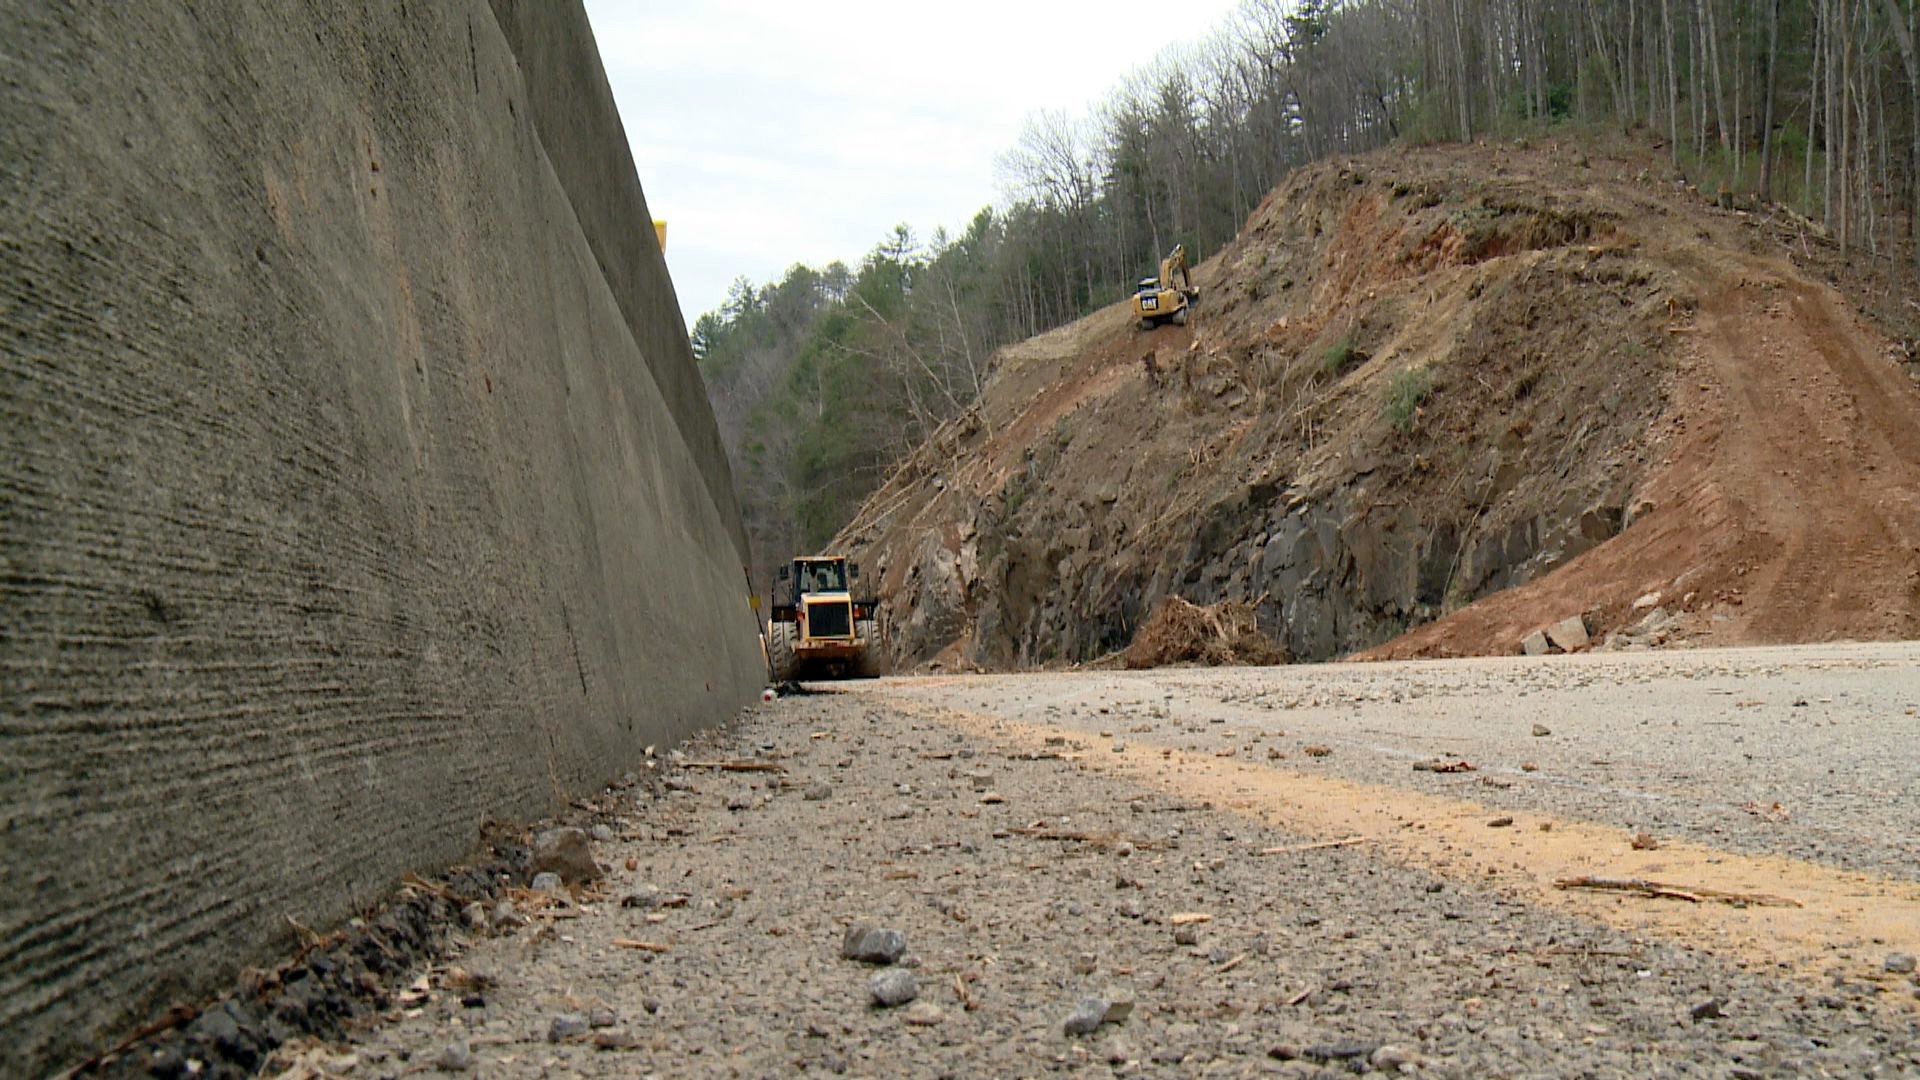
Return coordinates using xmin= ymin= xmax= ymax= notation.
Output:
xmin=766 ymin=555 xmax=880 ymax=681
xmin=1132 ymin=244 xmax=1199 ymax=330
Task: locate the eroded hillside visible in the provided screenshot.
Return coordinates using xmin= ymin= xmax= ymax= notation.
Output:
xmin=836 ymin=138 xmax=1920 ymax=669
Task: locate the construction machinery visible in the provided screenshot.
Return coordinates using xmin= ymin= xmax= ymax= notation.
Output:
xmin=766 ymin=555 xmax=880 ymax=681
xmin=1131 ymin=244 xmax=1199 ymax=330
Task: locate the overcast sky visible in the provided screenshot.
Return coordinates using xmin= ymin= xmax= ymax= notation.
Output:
xmin=584 ymin=0 xmax=1243 ymax=328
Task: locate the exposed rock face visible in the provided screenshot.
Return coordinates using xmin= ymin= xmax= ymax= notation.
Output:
xmin=840 ymin=148 xmax=1669 ymax=669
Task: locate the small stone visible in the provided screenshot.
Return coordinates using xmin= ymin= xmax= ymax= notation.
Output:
xmin=1371 ymin=1045 xmax=1418 ymax=1070
xmin=1304 ymin=1040 xmax=1378 ymax=1062
xmin=587 ymin=1006 xmax=618 ymax=1028
xmin=1173 ymin=926 xmax=1200 ymax=946
xmin=531 ymin=871 xmax=565 ymax=894
xmin=1631 ymin=832 xmax=1659 ymax=850
xmin=979 ymin=791 xmax=1005 ymax=804
xmin=434 ymin=1040 xmax=474 ymax=1072
xmin=589 ymin=823 xmax=615 ymax=843
xmin=869 ymin=969 xmax=918 ymax=1007
xmin=533 ymin=827 xmax=601 ymax=883
xmin=1690 ymin=998 xmax=1724 ymax=1021
xmin=1302 ymin=745 xmax=1331 ymax=757
xmin=1114 ymin=841 xmax=1134 ymax=858
xmin=1267 ymin=1042 xmax=1302 ymax=1061
xmin=1885 ymin=953 xmax=1917 ymax=974
xmin=841 ymin=926 xmax=907 ymax=964
xmin=1532 ymin=723 xmax=1552 ymax=737
xmin=548 ymin=1012 xmax=589 ymax=1042
xmin=726 ymin=792 xmax=753 ymax=811
xmin=1118 ymin=898 xmax=1144 ymax=919
xmin=492 ymin=899 xmax=523 ymax=927
xmin=592 ymin=1031 xmax=640 ymax=1050
xmin=1520 ymin=629 xmax=1551 ymax=656
xmin=883 ymin=803 xmax=913 ymax=820
xmin=461 ymin=902 xmax=487 ymax=930
xmin=803 ymin=782 xmax=832 ymax=801
xmin=900 ymin=1001 xmax=943 ymax=1026
xmin=1072 ymin=952 xmax=1097 ymax=975
xmin=1063 ymin=996 xmax=1111 ymax=1036
xmin=1487 ymin=817 xmax=1514 ymax=828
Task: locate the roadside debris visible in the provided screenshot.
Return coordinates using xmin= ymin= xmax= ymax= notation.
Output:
xmin=1122 ymin=597 xmax=1285 ymax=669
xmin=1553 ymin=875 xmax=1802 ymax=908
xmin=842 ymin=926 xmax=908 ymax=964
xmin=1259 ymin=836 xmax=1369 ymax=855
xmin=1413 ymin=759 xmax=1476 ymax=773
xmin=869 ymin=969 xmax=919 ymax=1008
xmin=532 ymin=827 xmax=601 ymax=884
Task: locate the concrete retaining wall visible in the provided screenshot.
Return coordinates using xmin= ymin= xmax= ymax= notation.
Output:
xmin=0 ymin=3 xmax=765 ymax=1072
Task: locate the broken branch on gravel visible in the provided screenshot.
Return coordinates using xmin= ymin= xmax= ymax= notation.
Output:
xmin=612 ymin=939 xmax=672 ymax=952
xmin=1552 ymin=875 xmax=1802 ymax=908
xmin=678 ymin=760 xmax=785 ymax=773
xmin=1259 ymin=836 xmax=1369 ymax=855
xmin=1002 ymin=826 xmax=1168 ymax=850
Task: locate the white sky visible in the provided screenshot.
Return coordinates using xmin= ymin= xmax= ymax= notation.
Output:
xmin=584 ymin=0 xmax=1244 ymax=328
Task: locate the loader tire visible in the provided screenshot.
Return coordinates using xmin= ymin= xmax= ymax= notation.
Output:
xmin=768 ymin=620 xmax=799 ymax=683
xmin=853 ymin=618 xmax=881 ymax=678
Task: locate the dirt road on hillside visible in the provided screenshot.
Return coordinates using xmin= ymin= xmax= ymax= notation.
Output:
xmin=283 ymin=645 xmax=1920 ymax=1078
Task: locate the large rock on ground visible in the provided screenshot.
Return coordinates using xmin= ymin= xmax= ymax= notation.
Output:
xmin=533 ymin=827 xmax=600 ymax=884
xmin=1545 ymin=615 xmax=1590 ymax=651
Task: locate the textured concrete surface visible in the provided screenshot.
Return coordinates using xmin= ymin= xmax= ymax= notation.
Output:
xmin=1 ymin=2 xmax=763 ymax=1073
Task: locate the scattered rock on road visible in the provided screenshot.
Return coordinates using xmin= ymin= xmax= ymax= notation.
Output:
xmin=869 ymin=969 xmax=918 ymax=1007
xmin=1063 ymin=997 xmax=1112 ymax=1036
xmin=533 ymin=826 xmax=600 ymax=883
xmin=1886 ymin=952 xmax=1917 ymax=974
xmin=433 ymin=1039 xmax=473 ymax=1072
xmin=547 ymin=1012 xmax=589 ymax=1042
xmin=842 ymin=926 xmax=907 ymax=964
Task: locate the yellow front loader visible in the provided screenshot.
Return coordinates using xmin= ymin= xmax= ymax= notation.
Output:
xmin=766 ymin=555 xmax=880 ymax=681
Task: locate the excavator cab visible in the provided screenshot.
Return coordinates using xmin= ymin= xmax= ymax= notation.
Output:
xmin=1132 ymin=244 xmax=1199 ymax=330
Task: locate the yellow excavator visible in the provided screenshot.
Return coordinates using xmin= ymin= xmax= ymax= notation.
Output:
xmin=1131 ymin=244 xmax=1198 ymax=330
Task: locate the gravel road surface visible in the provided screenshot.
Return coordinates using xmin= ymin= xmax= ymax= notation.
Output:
xmin=295 ymin=645 xmax=1920 ymax=1077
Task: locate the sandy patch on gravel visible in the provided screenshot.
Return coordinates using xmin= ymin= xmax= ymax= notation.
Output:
xmin=901 ymin=698 xmax=1920 ymax=1008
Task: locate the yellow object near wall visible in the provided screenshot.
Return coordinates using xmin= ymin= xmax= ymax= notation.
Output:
xmin=653 ymin=219 xmax=667 ymax=251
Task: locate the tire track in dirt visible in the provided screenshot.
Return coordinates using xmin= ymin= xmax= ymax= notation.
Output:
xmin=880 ymin=693 xmax=1920 ymax=1010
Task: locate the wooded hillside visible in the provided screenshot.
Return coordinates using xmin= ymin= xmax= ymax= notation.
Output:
xmin=698 ymin=0 xmax=1920 ymax=587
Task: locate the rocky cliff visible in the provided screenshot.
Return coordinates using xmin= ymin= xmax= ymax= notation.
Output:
xmin=839 ymin=138 xmax=1920 ymax=669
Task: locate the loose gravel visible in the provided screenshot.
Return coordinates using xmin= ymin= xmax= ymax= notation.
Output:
xmin=325 ymin=648 xmax=1920 ymax=1077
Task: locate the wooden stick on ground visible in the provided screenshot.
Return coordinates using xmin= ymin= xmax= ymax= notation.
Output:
xmin=1259 ymin=835 xmax=1370 ymax=856
xmin=1552 ymin=875 xmax=1803 ymax=908
xmin=679 ymin=760 xmax=785 ymax=773
xmin=612 ymin=939 xmax=672 ymax=952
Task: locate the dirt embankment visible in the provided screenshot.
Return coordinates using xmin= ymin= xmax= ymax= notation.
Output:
xmin=837 ymin=136 xmax=1920 ymax=670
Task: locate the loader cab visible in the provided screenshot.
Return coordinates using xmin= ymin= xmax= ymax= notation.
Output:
xmin=778 ymin=556 xmax=858 ymax=605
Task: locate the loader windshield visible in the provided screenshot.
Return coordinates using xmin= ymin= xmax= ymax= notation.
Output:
xmin=798 ymin=560 xmax=846 ymax=593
